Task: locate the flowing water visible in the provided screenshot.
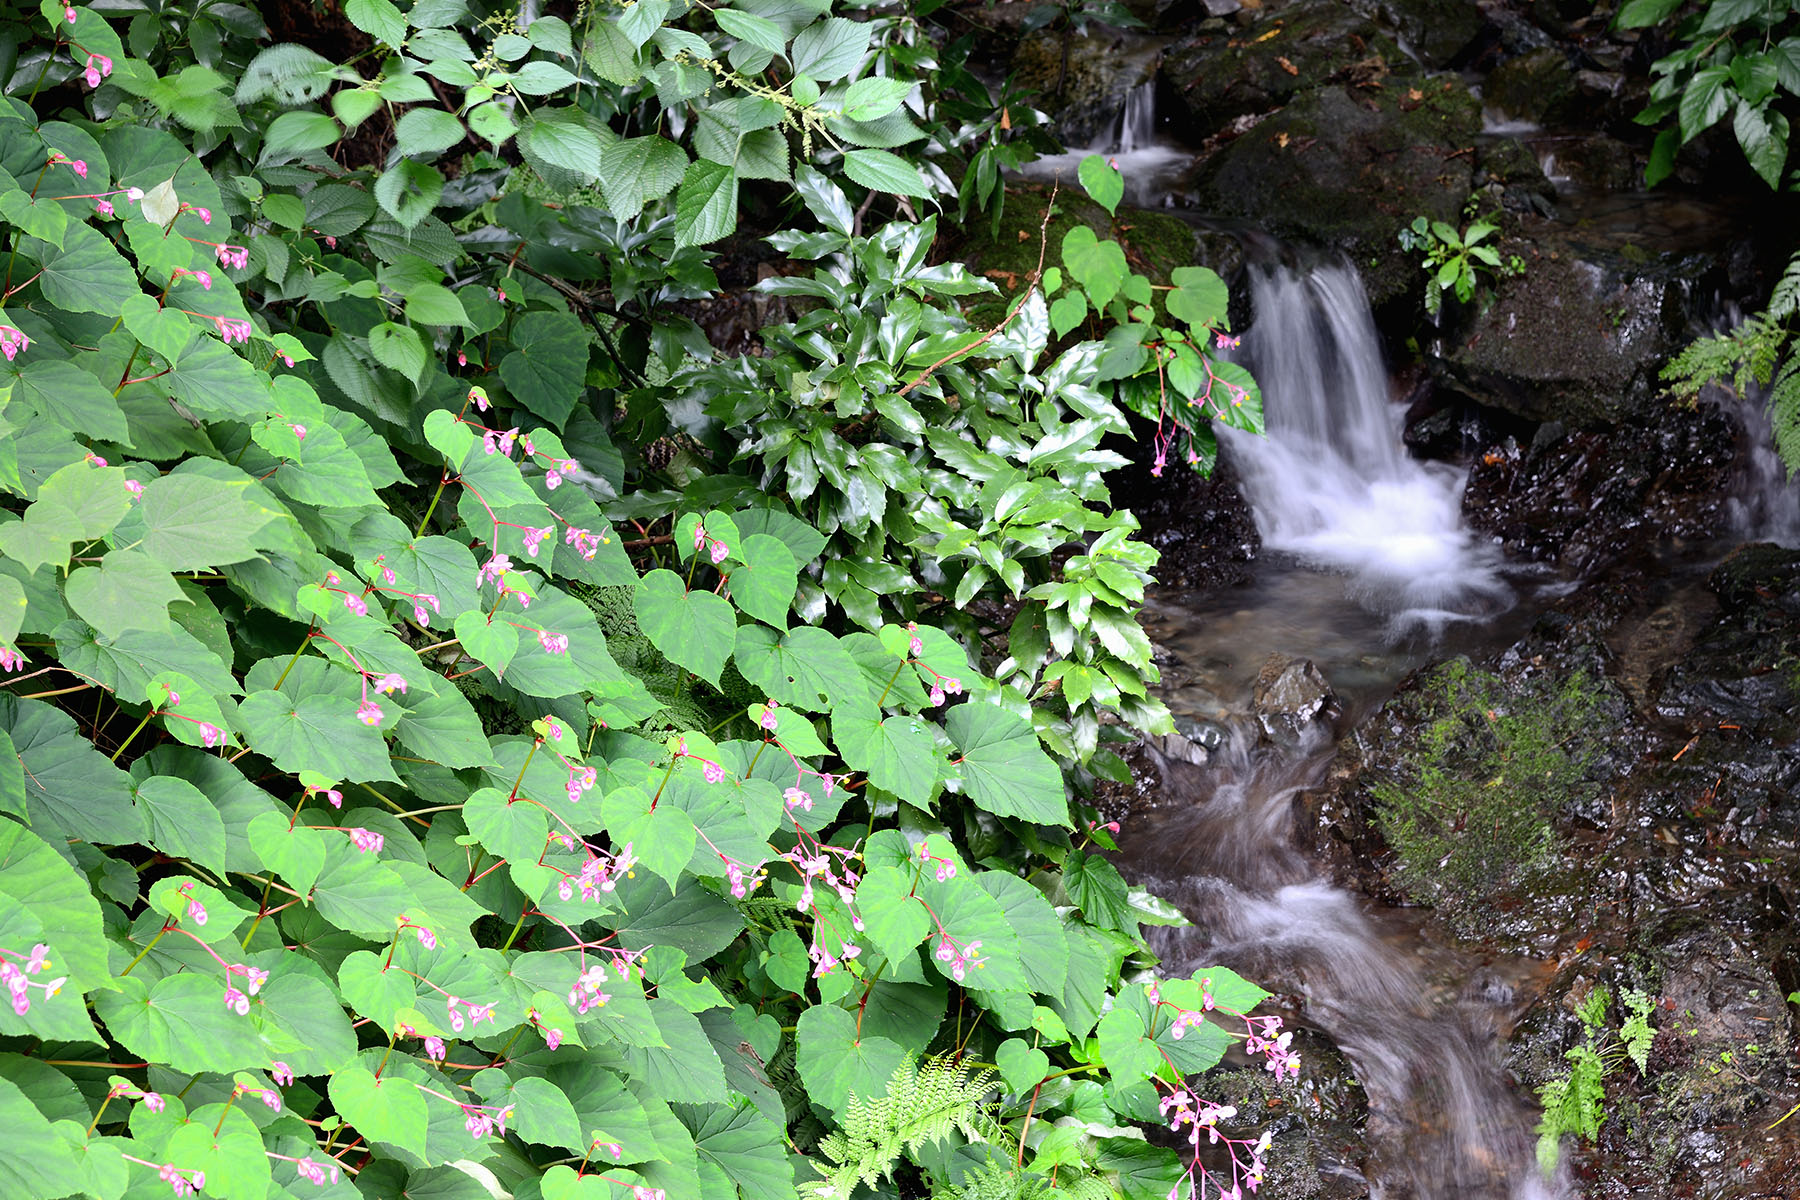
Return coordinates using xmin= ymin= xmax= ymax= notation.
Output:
xmin=1126 ymin=260 xmax=1569 ymax=1198
xmin=1014 ymin=79 xmax=1196 ymax=207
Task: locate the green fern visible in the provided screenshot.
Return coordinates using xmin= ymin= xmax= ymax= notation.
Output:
xmin=1535 ymin=1043 xmax=1606 ymax=1172
xmin=938 ymin=1155 xmax=1119 ymax=1200
xmin=807 ymin=1056 xmax=1003 ymax=1199
xmin=1618 ymin=988 xmax=1656 ymax=1076
xmin=1661 ymin=250 xmax=1800 ymax=478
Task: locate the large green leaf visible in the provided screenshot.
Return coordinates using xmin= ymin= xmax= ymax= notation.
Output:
xmin=139 ymin=471 xmax=285 ymax=568
xmin=733 ymin=624 xmax=871 ymax=713
xmin=134 ymin=775 xmax=228 ymax=874
xmin=1061 ymin=226 xmax=1128 ymax=311
xmin=832 ymin=709 xmax=937 ymax=804
xmin=498 ymin=311 xmax=588 ymax=428
xmin=8 ymin=358 xmax=129 ymax=444
xmin=680 ymin=1099 xmax=794 ymax=1199
xmin=794 ymin=1004 xmax=905 ymax=1117
xmin=0 ymin=1075 xmax=81 ymax=1196
xmin=65 ymin=549 xmax=185 ymax=638
xmin=0 ymin=820 xmax=110 ymax=993
xmin=94 ymin=974 xmax=275 ymax=1075
xmin=634 ymin=569 xmax=735 ymax=686
xmin=674 ymin=159 xmax=737 ymax=248
xmin=329 ymin=1066 xmax=430 ymax=1159
xmin=240 ymin=690 xmax=399 ymax=783
xmin=0 ymin=694 xmax=145 ymax=846
xmin=944 ymin=702 xmax=1068 ymax=825
xmin=29 ymin=223 xmax=139 ymax=316
xmin=725 ymin=533 xmax=797 ymax=627
xmin=599 ymin=136 xmax=688 ymax=221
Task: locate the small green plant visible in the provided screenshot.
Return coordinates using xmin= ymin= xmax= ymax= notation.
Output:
xmin=1536 ymin=987 xmax=1657 ymax=1171
xmin=1372 ymin=660 xmax=1604 ymax=917
xmin=1396 ymin=212 xmax=1525 ymax=319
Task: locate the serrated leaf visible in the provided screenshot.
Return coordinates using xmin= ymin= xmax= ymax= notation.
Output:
xmin=674 ymin=159 xmax=738 ymax=248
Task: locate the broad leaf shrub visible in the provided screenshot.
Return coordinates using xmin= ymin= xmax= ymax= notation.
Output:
xmin=0 ymin=2 xmax=1291 ymax=1199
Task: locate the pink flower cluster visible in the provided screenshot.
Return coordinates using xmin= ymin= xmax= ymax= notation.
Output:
xmin=348 ymin=828 xmax=383 ymax=854
xmin=215 ymin=243 xmax=249 ymax=270
xmin=0 ymin=645 xmax=25 ymax=672
xmin=556 ymin=841 xmax=636 ymax=902
xmin=0 ymin=325 xmax=30 ymax=362
xmin=0 ymin=943 xmax=67 ymax=1016
xmin=79 ymin=51 xmax=110 ymax=87
xmin=445 ymin=993 xmax=496 ymax=1033
xmin=690 ymin=521 xmax=729 ymax=565
xmin=213 ymin=316 xmax=253 ymax=343
xmin=934 ymin=933 xmax=984 ymax=982
xmin=565 ymin=526 xmax=605 ymax=559
xmin=460 ymin=1102 xmax=513 ymax=1140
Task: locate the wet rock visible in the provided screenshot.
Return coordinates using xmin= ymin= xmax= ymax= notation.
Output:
xmin=1483 ymin=46 xmax=1578 ymax=126
xmin=1472 ymin=135 xmax=1558 ymax=217
xmin=1351 ymin=0 xmax=1486 ymax=66
xmin=1113 ymin=441 xmax=1261 ymax=593
xmin=1188 ymin=80 xmax=1481 ymax=307
xmin=1460 ymin=400 xmax=1740 ymax=573
xmin=1010 ymin=28 xmax=1165 ymax=149
xmin=1253 ymin=653 xmax=1333 ymax=740
xmin=1164 ymin=1 xmax=1407 ymax=138
xmin=1653 ymin=544 xmax=1800 ymax=740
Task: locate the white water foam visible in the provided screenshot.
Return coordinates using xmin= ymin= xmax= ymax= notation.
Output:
xmin=1218 ymin=262 xmax=1514 ymax=635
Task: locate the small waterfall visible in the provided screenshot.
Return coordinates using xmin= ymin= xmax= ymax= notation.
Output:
xmin=1133 ymin=724 xmax=1568 ymax=1200
xmin=1106 ymin=81 xmax=1157 ymax=155
xmin=1720 ymin=385 xmax=1800 ymax=548
xmin=1218 ymin=262 xmax=1513 ymax=633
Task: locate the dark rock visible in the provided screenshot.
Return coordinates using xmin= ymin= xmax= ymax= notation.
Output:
xmin=1253 ymin=653 xmax=1333 ymax=740
xmin=1472 ymin=135 xmax=1558 ymax=217
xmin=1460 ymin=401 xmax=1740 ymax=572
xmin=1189 ymin=81 xmax=1482 ymax=307
xmin=1010 ymin=28 xmax=1165 ymax=149
xmin=1352 ymin=0 xmax=1486 ymax=66
xmin=1483 ymin=46 xmax=1578 ymax=126
xmin=1653 ymin=544 xmax=1800 ymax=739
xmin=1164 ymin=1 xmax=1408 ymax=138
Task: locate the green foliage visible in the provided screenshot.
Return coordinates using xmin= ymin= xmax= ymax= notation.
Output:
xmin=0 ymin=2 xmax=1281 ymax=1198
xmin=1617 ymin=0 xmax=1800 ymax=187
xmin=1536 ymin=986 xmax=1659 ymax=1171
xmin=1396 ymin=211 xmax=1526 ymax=319
xmin=1373 ymin=660 xmax=1604 ymax=917
xmin=1041 ymin=155 xmax=1262 ymax=477
xmin=1664 ymin=249 xmax=1800 ymax=476
xmin=811 ymin=1055 xmax=1004 ymax=1197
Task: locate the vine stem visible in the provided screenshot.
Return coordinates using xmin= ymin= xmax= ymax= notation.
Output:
xmin=109 ymin=710 xmax=155 ymax=762
xmin=119 ymin=924 xmax=173 ymax=977
xmin=272 ymin=625 xmax=316 ymax=692
xmin=415 ymin=472 xmax=450 ymax=537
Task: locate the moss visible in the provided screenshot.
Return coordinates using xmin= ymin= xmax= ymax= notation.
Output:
xmin=1372 ymin=658 xmax=1605 ymax=922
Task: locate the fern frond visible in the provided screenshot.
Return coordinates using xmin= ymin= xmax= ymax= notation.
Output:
xmin=806 ymin=1056 xmax=1003 ymax=1199
xmin=1767 ymin=249 xmax=1800 ymax=321
xmin=1770 ymin=357 xmax=1800 ymax=478
xmin=1662 ymin=315 xmax=1788 ymax=399
xmin=940 ymin=1156 xmax=1054 ymax=1200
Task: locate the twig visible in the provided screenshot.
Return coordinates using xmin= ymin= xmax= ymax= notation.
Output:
xmin=499 ymin=259 xmax=646 ymax=388
xmin=896 ymin=180 xmax=1059 ymax=397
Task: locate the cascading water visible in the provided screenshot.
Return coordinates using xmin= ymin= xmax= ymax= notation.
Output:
xmin=1217 ymin=262 xmax=1516 ymax=634
xmin=1117 ymin=260 xmax=1567 ymax=1198
xmin=1722 ymin=384 xmax=1800 ymax=548
xmin=1110 ymin=80 xmax=1157 ymax=154
xmin=1129 ymin=722 xmax=1566 ymax=1200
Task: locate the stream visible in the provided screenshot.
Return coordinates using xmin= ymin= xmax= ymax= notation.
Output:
xmin=1120 ymin=261 xmax=1570 ymax=1199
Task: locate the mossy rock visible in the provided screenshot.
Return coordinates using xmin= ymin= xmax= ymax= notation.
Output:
xmin=1165 ymin=0 xmax=1410 ymax=137
xmin=1189 ymin=80 xmax=1480 ymax=307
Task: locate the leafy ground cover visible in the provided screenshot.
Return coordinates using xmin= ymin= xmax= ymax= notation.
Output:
xmin=0 ymin=1 xmax=1280 ymax=1198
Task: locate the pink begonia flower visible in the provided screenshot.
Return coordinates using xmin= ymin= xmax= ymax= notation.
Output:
xmin=125 ymin=479 xmax=143 ymax=497
xmin=271 ymin=1062 xmax=294 ymax=1086
xmin=545 ymin=470 xmax=562 ymax=489
xmin=325 ymin=788 xmax=343 ymax=808
xmin=709 ymin=539 xmax=728 ymax=564
xmin=424 ymin=1036 xmax=446 ymax=1062
xmin=261 ymin=1088 xmax=282 ymax=1112
xmin=187 ymin=898 xmax=208 ymax=925
xmin=343 ymin=592 xmax=367 ymax=616
xmin=94 ymin=198 xmax=112 ymax=217
xmin=415 ymin=925 xmax=436 ymax=950
xmin=64 ymin=4 xmax=76 ymax=21
xmin=348 ymin=828 xmax=383 ymax=854
xmin=0 ymin=646 xmax=23 ymax=672
xmin=703 ymin=762 xmax=724 ymax=784
xmin=521 ymin=525 xmax=548 ymax=558
xmin=355 ymin=699 xmax=382 ymax=727
xmin=243 ymin=965 xmax=269 ymax=995
xmin=0 ymin=325 xmax=32 ymax=361
xmin=193 ymin=269 xmax=211 ymax=289
xmin=223 ymin=985 xmax=250 ymax=1015
xmin=144 ymin=1092 xmax=166 ymax=1113
xmin=929 ymin=686 xmax=945 ymax=706
xmin=545 ymin=1028 xmax=563 ymax=1050
xmin=70 ymin=159 xmax=87 ymax=178
xmin=374 ymin=672 xmax=407 ymax=695
xmin=537 ymin=630 xmax=569 ymax=654
xmin=216 ymin=244 xmax=248 ymax=269
xmin=759 ymin=702 xmax=779 ymax=731
xmin=784 ymin=787 xmax=812 ymax=812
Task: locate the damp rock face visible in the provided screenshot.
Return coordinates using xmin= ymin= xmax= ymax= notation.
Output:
xmin=1253 ymin=654 xmax=1332 ymax=741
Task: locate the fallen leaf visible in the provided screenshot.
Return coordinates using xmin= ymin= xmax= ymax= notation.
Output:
xmin=1276 ymin=55 xmax=1298 ymax=75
